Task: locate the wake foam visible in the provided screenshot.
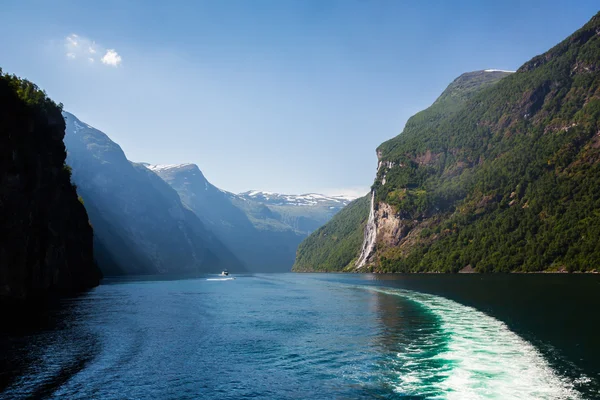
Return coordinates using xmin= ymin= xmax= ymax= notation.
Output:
xmin=363 ymin=287 xmax=582 ymax=399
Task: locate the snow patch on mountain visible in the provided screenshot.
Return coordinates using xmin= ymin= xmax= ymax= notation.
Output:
xmin=239 ymin=191 xmax=355 ymax=207
xmin=72 ymin=119 xmax=94 ymax=132
xmin=145 ymin=163 xmax=195 ymax=172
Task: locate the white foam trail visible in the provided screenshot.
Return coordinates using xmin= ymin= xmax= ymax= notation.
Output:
xmin=206 ymin=278 xmax=235 ymax=281
xmin=364 ymin=287 xmax=582 ymax=399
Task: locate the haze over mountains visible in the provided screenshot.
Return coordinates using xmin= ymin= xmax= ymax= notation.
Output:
xmin=59 ymin=114 xmax=353 ymax=275
xmin=63 ymin=112 xmax=245 ymax=275
xmin=0 ymin=74 xmax=353 ymax=300
xmin=144 ymin=164 xmax=353 ymax=272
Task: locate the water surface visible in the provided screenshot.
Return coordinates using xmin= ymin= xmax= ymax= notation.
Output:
xmin=1 ymin=274 xmax=599 ymax=399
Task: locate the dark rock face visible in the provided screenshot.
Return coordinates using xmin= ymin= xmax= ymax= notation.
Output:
xmin=0 ymin=74 xmax=101 ymax=301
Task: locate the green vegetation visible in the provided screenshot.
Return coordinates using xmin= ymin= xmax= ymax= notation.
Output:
xmin=292 ymin=195 xmax=370 ymax=272
xmin=0 ymin=70 xmax=75 ymax=194
xmin=1 ymin=68 xmax=63 ymax=114
xmin=295 ymin=12 xmax=600 ymax=273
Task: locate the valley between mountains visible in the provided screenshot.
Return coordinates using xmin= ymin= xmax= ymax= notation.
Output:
xmin=63 ymin=110 xmax=354 ymax=275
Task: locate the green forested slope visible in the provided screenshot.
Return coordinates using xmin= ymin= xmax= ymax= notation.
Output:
xmin=292 ymin=71 xmax=509 ymax=272
xmin=292 ymin=195 xmax=370 ymax=271
xmin=295 ymin=12 xmax=600 ymax=273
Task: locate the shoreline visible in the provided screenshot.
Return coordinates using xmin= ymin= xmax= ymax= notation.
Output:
xmin=291 ymin=269 xmax=600 ymax=274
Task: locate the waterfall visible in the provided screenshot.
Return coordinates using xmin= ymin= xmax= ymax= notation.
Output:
xmin=355 ymin=191 xmax=377 ymax=269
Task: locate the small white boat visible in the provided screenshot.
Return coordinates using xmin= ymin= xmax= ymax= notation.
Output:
xmin=206 ymin=270 xmax=235 ymax=281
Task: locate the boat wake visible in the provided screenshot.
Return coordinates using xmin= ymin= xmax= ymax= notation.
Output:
xmin=206 ymin=278 xmax=235 ymax=281
xmin=360 ymin=286 xmax=583 ymax=399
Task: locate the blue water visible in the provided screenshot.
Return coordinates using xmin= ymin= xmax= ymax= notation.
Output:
xmin=1 ymin=274 xmax=598 ymax=399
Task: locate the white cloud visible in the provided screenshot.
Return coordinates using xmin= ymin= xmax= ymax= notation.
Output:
xmin=101 ymin=49 xmax=122 ymax=66
xmin=63 ymin=34 xmax=121 ymax=67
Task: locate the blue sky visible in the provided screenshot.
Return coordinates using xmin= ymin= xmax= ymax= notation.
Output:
xmin=0 ymin=1 xmax=597 ymax=196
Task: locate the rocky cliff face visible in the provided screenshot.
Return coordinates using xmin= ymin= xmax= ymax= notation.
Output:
xmin=0 ymin=74 xmax=101 ymax=301
xmin=63 ymin=112 xmax=245 ymax=275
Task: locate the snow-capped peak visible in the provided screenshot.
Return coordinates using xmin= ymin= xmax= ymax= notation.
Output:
xmin=238 ymin=191 xmax=355 ymax=207
xmin=145 ymin=163 xmax=195 ymax=172
xmin=247 ymin=190 xmax=275 ymax=197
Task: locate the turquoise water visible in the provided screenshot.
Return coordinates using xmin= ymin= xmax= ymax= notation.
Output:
xmin=1 ymin=274 xmax=598 ymax=399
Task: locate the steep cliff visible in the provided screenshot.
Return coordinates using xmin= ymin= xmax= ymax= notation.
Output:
xmin=63 ymin=112 xmax=245 ymax=275
xmin=295 ymin=12 xmax=600 ymax=273
xmin=0 ymin=73 xmax=101 ymax=301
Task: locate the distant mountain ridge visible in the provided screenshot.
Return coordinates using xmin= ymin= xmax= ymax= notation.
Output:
xmin=147 ymin=163 xmax=355 ymax=272
xmin=145 ymin=164 xmax=355 ymax=206
xmin=238 ymin=191 xmax=354 ymax=207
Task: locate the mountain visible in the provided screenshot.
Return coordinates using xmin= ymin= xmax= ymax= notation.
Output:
xmin=238 ymin=191 xmax=353 ymax=208
xmin=147 ymin=164 xmax=354 ymax=272
xmin=235 ymin=191 xmax=352 ymax=234
xmin=62 ymin=113 xmax=245 ymax=275
xmin=292 ymin=70 xmax=512 ymax=272
xmin=0 ymin=73 xmax=101 ymax=301
xmin=294 ymin=12 xmax=600 ymax=273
